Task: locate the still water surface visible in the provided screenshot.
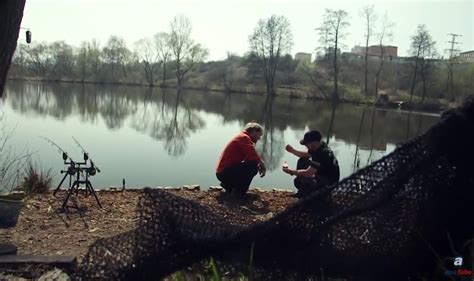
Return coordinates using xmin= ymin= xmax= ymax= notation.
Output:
xmin=2 ymin=81 xmax=439 ymax=191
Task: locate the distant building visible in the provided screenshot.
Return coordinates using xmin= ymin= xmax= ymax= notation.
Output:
xmin=349 ymin=45 xmax=398 ymax=61
xmin=295 ymin=52 xmax=312 ymax=63
xmin=326 ymin=47 xmax=342 ymax=55
xmin=458 ymin=50 xmax=474 ymax=63
xmin=315 ymin=47 xmax=341 ymax=61
xmin=367 ymin=45 xmax=398 ymax=60
xmin=341 ymin=52 xmax=363 ymax=61
xmin=351 ymin=45 xmax=366 ymax=56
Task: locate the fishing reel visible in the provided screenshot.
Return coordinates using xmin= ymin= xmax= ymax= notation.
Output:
xmin=83 ymin=153 xmax=100 ymax=176
xmin=60 ymin=152 xmax=77 ymax=175
xmin=86 ymin=164 xmax=97 ymax=176
xmin=65 ymin=166 xmax=77 ymax=176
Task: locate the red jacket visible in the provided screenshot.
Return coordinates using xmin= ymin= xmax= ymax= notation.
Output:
xmin=216 ymin=131 xmax=261 ymax=174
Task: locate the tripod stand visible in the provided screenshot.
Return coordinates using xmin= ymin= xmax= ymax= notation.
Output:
xmin=53 ymin=164 xmax=75 ymax=196
xmin=52 ymin=152 xmax=101 ymax=210
xmin=61 ymin=162 xmax=102 ymax=210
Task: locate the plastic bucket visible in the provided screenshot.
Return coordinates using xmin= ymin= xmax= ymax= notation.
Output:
xmin=0 ymin=194 xmax=23 ymax=228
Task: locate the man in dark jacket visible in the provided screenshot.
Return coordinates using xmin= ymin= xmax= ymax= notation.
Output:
xmin=216 ymin=122 xmax=266 ymax=197
xmin=282 ymin=130 xmax=340 ymax=198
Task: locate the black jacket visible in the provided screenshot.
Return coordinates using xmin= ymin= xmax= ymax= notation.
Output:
xmin=310 ymin=142 xmax=340 ymax=184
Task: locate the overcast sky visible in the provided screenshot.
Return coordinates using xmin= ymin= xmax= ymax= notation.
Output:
xmin=20 ymin=0 xmax=473 ymax=61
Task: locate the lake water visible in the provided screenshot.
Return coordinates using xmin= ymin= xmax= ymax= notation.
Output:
xmin=1 ymin=81 xmax=439 ymax=191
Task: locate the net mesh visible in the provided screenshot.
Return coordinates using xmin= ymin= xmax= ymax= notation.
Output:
xmin=77 ymin=98 xmax=474 ymax=280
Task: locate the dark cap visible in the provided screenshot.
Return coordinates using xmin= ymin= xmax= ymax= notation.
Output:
xmin=300 ymin=130 xmax=322 ymax=145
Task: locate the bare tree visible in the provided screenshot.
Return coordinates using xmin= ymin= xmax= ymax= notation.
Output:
xmin=316 ymin=25 xmax=331 ymax=60
xmin=102 ymin=35 xmax=131 ymax=81
xmin=298 ymin=62 xmax=330 ymax=99
xmin=360 ymin=5 xmax=377 ymax=99
xmin=0 ymin=0 xmax=26 ymax=96
xmin=87 ymin=40 xmax=103 ymax=81
xmin=317 ymin=9 xmax=350 ymax=102
xmin=409 ymin=24 xmax=435 ymax=102
xmin=50 ymin=41 xmax=76 ymax=77
xmin=220 ymin=52 xmax=236 ymax=92
xmin=134 ymin=37 xmax=160 ymax=87
xmin=154 ymin=32 xmax=171 ymax=87
xmin=26 ymin=42 xmax=55 ymax=77
xmin=374 ymin=13 xmax=394 ymax=98
xmin=169 ymin=15 xmax=208 ymax=87
xmin=249 ymin=15 xmax=293 ymax=96
xmin=12 ymin=43 xmax=28 ymax=70
xmin=419 ymin=44 xmax=439 ymax=102
xmin=75 ymin=39 xmax=103 ymax=82
xmin=77 ymin=41 xmax=88 ymax=83
xmin=217 ymin=52 xmax=240 ymax=92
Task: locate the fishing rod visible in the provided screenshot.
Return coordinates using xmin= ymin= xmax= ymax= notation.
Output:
xmin=41 ymin=136 xmax=82 ymax=197
xmin=40 ymin=136 xmax=102 ymax=208
xmin=39 ymin=136 xmax=76 ymax=164
xmin=72 ymin=137 xmax=101 ymax=173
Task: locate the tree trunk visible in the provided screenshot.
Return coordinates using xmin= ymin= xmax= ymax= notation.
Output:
xmin=121 ymin=63 xmax=128 ymax=79
xmin=0 ymin=0 xmax=26 ymax=96
xmin=374 ymin=44 xmax=384 ymax=99
xmin=265 ymin=78 xmax=271 ymax=95
xmin=421 ymin=71 xmax=427 ymax=103
xmin=144 ymin=62 xmax=154 ymax=87
xmin=409 ymin=58 xmax=419 ymax=102
xmin=269 ymin=69 xmax=276 ymax=96
xmin=409 ymin=48 xmax=421 ymax=102
xmin=364 ymin=42 xmax=369 ymax=98
xmin=333 ymin=31 xmax=340 ymax=102
xmin=176 ymin=58 xmax=182 ymax=87
xmin=374 ymin=73 xmax=380 ymax=100
xmin=162 ymin=61 xmax=167 ymax=87
xmin=110 ymin=64 xmax=116 ymax=82
xmin=81 ymin=61 xmax=86 ymax=83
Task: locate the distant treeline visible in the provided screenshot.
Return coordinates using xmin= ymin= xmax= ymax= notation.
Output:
xmin=7 ymin=13 xmax=474 ymax=105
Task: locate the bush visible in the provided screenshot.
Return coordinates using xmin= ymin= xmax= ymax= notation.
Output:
xmin=0 ymin=115 xmax=32 ymax=194
xmin=19 ymin=161 xmax=52 ymax=195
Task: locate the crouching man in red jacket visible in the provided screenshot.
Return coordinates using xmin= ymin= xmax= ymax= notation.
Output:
xmin=215 ymin=122 xmax=266 ymax=197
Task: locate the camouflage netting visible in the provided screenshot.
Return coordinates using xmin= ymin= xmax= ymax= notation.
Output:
xmin=77 ymin=98 xmax=474 ymax=281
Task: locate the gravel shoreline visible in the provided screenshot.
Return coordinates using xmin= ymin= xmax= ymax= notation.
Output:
xmin=0 ymin=187 xmax=297 ymax=261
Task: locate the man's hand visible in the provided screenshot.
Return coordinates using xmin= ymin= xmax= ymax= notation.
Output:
xmin=282 ymin=166 xmax=293 ymax=175
xmin=258 ymin=161 xmax=266 ymax=177
xmin=285 ymin=144 xmax=295 ymax=154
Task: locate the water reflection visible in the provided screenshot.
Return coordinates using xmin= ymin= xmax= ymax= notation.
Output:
xmin=3 ymin=81 xmax=439 ymax=188
xmin=325 ymin=101 xmax=338 ymax=145
xmin=353 ymin=107 xmax=367 ymax=172
xmin=150 ymin=90 xmax=205 ymax=157
xmin=258 ymin=95 xmax=284 ymax=171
